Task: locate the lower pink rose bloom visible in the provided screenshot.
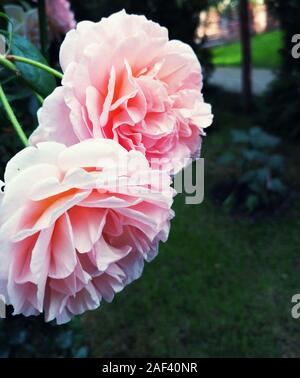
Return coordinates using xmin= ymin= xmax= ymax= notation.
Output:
xmin=30 ymin=10 xmax=213 ymax=173
xmin=0 ymin=139 xmax=174 ymax=324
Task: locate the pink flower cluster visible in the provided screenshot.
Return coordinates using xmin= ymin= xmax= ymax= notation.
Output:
xmin=0 ymin=11 xmax=212 ymax=323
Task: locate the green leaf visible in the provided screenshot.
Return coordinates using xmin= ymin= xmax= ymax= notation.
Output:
xmin=6 ymin=88 xmax=32 ymax=102
xmin=231 ymin=129 xmax=249 ymax=144
xmin=56 ymin=331 xmax=73 ymax=350
xmin=239 ymin=169 xmax=257 ymax=183
xmin=9 ymin=330 xmax=27 ymax=346
xmin=240 ymin=167 xmax=270 ymax=186
xmin=255 ymin=167 xmax=270 ymax=185
xmin=249 ymin=181 xmax=263 ymax=194
xmin=217 ymin=152 xmax=235 ymax=165
xmin=222 ymin=193 xmax=235 ymax=214
xmin=11 ymin=34 xmax=56 ymax=97
xmin=267 ymin=154 xmax=285 ymax=171
xmin=270 ymin=178 xmax=286 ymax=194
xmin=242 ymin=149 xmax=267 ymax=163
xmin=74 ymin=346 xmax=89 ymax=358
xmin=249 ymin=127 xmax=280 ymax=149
xmin=245 ymin=194 xmax=260 ymax=213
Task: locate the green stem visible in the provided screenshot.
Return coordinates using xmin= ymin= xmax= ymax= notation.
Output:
xmin=1 ymin=75 xmax=16 ymax=86
xmin=7 ymin=55 xmax=63 ymax=80
xmin=35 ymin=92 xmax=44 ymax=104
xmin=38 ymin=0 xmax=48 ymax=60
xmin=0 ymin=55 xmax=19 ymax=76
xmin=0 ymin=84 xmax=28 ymax=147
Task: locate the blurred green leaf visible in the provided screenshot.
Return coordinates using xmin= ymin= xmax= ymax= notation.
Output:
xmin=270 ymin=178 xmax=286 ymax=194
xmin=6 ymin=88 xmax=32 ymax=102
xmin=255 ymin=167 xmax=270 ymax=185
xmin=245 ymin=194 xmax=260 ymax=213
xmin=242 ymin=149 xmax=267 ymax=162
xmin=231 ymin=129 xmax=249 ymax=143
xmin=267 ymin=154 xmax=285 ymax=171
xmin=56 ymin=330 xmax=73 ymax=350
xmin=9 ymin=329 xmax=27 ymax=346
xmin=74 ymin=346 xmax=89 ymax=358
xmin=249 ymin=181 xmax=262 ymax=194
xmin=217 ymin=152 xmax=235 ymax=165
xmin=222 ymin=193 xmax=235 ymax=214
xmin=249 ymin=127 xmax=280 ymax=149
xmin=240 ymin=169 xmax=257 ymax=183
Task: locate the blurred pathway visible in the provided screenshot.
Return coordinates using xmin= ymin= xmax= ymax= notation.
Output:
xmin=208 ymin=67 xmax=276 ymax=95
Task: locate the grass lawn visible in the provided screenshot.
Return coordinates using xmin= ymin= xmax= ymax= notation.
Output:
xmin=211 ymin=30 xmax=283 ymax=69
xmin=78 ymin=89 xmax=300 ymax=357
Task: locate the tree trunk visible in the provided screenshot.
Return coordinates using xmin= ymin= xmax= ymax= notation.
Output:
xmin=239 ymin=0 xmax=253 ymax=112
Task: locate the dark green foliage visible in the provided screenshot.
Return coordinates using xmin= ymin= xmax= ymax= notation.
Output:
xmin=262 ymin=73 xmax=300 ymax=139
xmin=0 ymin=310 xmax=89 ymax=358
xmin=216 ymin=127 xmax=287 ymax=214
xmin=266 ymin=0 xmax=300 ymax=74
xmin=0 ymin=86 xmax=29 ymax=178
xmin=263 ymin=1 xmax=300 ymax=139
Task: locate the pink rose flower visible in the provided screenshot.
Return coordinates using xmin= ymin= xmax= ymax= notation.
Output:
xmin=46 ymin=0 xmax=76 ymax=36
xmin=32 ymin=0 xmax=76 ymax=37
xmin=0 ymin=139 xmax=174 ymax=324
xmin=30 ymin=10 xmax=213 ymax=173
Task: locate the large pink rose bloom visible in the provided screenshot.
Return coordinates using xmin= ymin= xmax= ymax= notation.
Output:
xmin=30 ymin=10 xmax=213 ymax=173
xmin=0 ymin=139 xmax=174 ymax=324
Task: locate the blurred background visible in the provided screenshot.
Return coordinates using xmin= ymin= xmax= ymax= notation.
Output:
xmin=0 ymin=0 xmax=299 ymax=357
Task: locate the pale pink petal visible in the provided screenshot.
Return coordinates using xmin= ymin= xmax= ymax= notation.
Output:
xmin=48 ymin=214 xmax=76 ymax=279
xmin=30 ymin=87 xmax=78 ymax=146
xmin=68 ymin=207 xmax=107 ymax=253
